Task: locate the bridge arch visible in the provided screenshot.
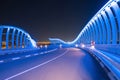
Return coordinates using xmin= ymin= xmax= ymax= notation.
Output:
xmin=0 ymin=25 xmax=36 ymax=50
xmin=69 ymin=0 xmax=120 ymax=45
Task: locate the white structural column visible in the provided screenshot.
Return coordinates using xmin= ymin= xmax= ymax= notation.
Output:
xmin=93 ymin=20 xmax=99 ymax=44
xmin=84 ymin=30 xmax=87 ymax=43
xmin=20 ymin=32 xmax=23 ymax=48
xmin=86 ymin=28 xmax=90 ymax=43
xmin=25 ymin=36 xmax=29 ymax=48
xmin=88 ymin=26 xmax=92 ymax=42
xmin=82 ymin=31 xmax=85 ymax=43
xmin=101 ymin=11 xmax=111 ymax=44
xmin=85 ymin=30 xmax=88 ymax=43
xmin=81 ymin=34 xmax=83 ymax=43
xmin=82 ymin=34 xmax=84 ymax=43
xmin=82 ymin=33 xmax=85 ymax=43
xmin=99 ymin=14 xmax=107 ymax=44
xmin=90 ymin=23 xmax=95 ymax=41
xmin=85 ymin=28 xmax=89 ymax=43
xmin=16 ymin=30 xmax=20 ymax=48
xmin=25 ymin=35 xmax=31 ymax=48
xmin=23 ymin=35 xmax=26 ymax=48
xmin=105 ymin=7 xmax=117 ymax=44
xmin=111 ymin=2 xmax=120 ymax=43
xmin=89 ymin=24 xmax=92 ymax=41
xmin=0 ymin=28 xmax=3 ymax=50
xmin=95 ymin=18 xmax=102 ymax=44
xmin=6 ymin=28 xmax=10 ymax=49
xmin=12 ymin=29 xmax=16 ymax=49
xmin=21 ymin=34 xmax=25 ymax=48
xmin=80 ymin=34 xmax=82 ymax=43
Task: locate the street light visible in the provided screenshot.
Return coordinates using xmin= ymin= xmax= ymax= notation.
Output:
xmin=81 ymin=44 xmax=85 ymax=48
xmin=40 ymin=45 xmax=43 ymax=48
xmin=90 ymin=45 xmax=95 ymax=49
xmin=75 ymin=44 xmax=78 ymax=47
xmin=59 ymin=44 xmax=62 ymax=48
xmin=45 ymin=45 xmax=48 ymax=49
xmin=90 ymin=41 xmax=95 ymax=49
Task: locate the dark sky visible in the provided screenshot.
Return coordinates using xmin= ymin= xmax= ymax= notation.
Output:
xmin=0 ymin=0 xmax=108 ymax=42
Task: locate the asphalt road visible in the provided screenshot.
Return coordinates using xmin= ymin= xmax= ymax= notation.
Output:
xmin=0 ymin=48 xmax=109 ymax=80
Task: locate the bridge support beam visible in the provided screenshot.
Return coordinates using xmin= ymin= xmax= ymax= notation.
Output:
xmin=88 ymin=26 xmax=92 ymax=43
xmin=0 ymin=28 xmax=3 ymax=50
xmin=101 ymin=11 xmax=111 ymax=44
xmin=97 ymin=15 xmax=104 ymax=44
xmin=6 ymin=28 xmax=10 ymax=49
xmin=93 ymin=20 xmax=99 ymax=44
xmin=111 ymin=2 xmax=120 ymax=44
xmin=16 ymin=30 xmax=20 ymax=48
xmin=20 ymin=32 xmax=23 ymax=48
xmin=24 ymin=35 xmax=27 ymax=47
xmin=12 ymin=29 xmax=16 ymax=49
xmin=106 ymin=7 xmax=117 ymax=44
xmin=84 ymin=30 xmax=87 ymax=44
xmin=90 ymin=23 xmax=95 ymax=41
xmin=86 ymin=28 xmax=89 ymax=44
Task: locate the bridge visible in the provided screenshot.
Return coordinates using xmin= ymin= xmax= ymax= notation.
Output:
xmin=0 ymin=0 xmax=120 ymax=80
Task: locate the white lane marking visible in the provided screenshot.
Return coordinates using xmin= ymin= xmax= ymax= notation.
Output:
xmin=40 ymin=52 xmax=44 ymax=54
xmin=34 ymin=53 xmax=39 ymax=56
xmin=12 ymin=57 xmax=20 ymax=60
xmin=48 ymin=49 xmax=57 ymax=52
xmin=41 ymin=49 xmax=57 ymax=55
xmin=25 ymin=55 xmax=31 ymax=58
xmin=0 ymin=49 xmax=57 ymax=64
xmin=5 ymin=49 xmax=69 ymax=80
xmin=44 ymin=51 xmax=47 ymax=54
xmin=0 ymin=60 xmax=4 ymax=63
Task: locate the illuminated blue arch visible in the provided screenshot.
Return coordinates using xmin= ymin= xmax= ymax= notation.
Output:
xmin=49 ymin=38 xmax=68 ymax=45
xmin=0 ymin=25 xmax=37 ymax=50
xmin=66 ymin=0 xmax=120 ymax=45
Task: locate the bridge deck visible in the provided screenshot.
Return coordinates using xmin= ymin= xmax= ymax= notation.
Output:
xmin=0 ymin=48 xmax=109 ymax=80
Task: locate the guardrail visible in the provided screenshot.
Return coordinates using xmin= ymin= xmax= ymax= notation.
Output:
xmin=80 ymin=45 xmax=120 ymax=80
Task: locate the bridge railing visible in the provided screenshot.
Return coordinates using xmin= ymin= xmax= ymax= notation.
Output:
xmin=79 ymin=44 xmax=120 ymax=80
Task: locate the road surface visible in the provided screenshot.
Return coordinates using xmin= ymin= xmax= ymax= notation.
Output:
xmin=0 ymin=48 xmax=109 ymax=80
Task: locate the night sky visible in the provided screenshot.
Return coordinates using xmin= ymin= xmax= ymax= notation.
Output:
xmin=0 ymin=0 xmax=108 ymax=42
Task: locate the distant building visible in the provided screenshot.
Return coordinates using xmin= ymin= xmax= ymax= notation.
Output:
xmin=37 ymin=41 xmax=50 ymax=46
